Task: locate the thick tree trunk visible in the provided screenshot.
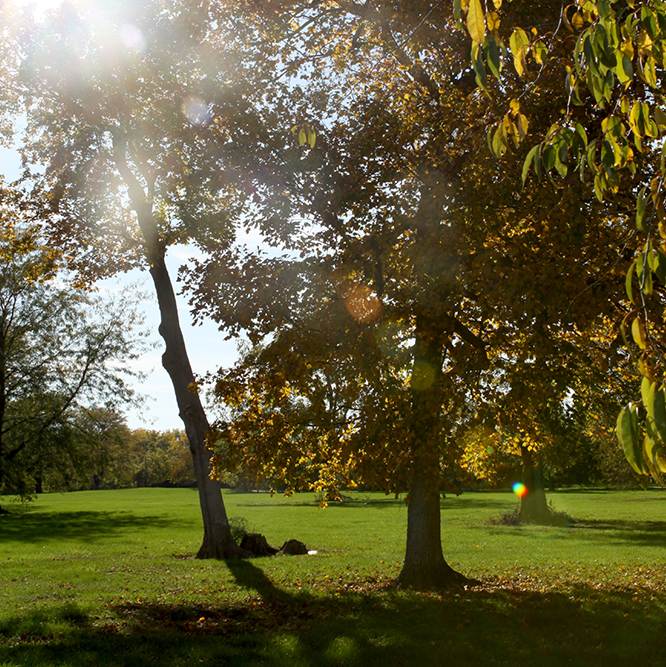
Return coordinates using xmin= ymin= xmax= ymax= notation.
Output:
xmin=149 ymin=256 xmax=244 ymax=558
xmin=396 ymin=465 xmax=468 ymax=589
xmin=395 ymin=316 xmax=470 ymax=590
xmin=519 ymin=445 xmax=550 ymax=523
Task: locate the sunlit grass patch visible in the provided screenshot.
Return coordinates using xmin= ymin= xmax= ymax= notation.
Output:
xmin=1 ymin=488 xmax=665 ymax=665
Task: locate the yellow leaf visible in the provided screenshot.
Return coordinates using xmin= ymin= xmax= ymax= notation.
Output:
xmin=514 ymin=47 xmax=527 ymax=77
xmin=572 ymin=11 xmax=584 ymax=30
xmin=510 ymin=98 xmax=520 ymax=115
xmin=517 ymin=113 xmax=529 ymax=140
xmin=487 ymin=11 xmax=500 ymax=32
xmin=492 ymin=0 xmax=501 ymax=8
xmin=621 ymin=40 xmax=635 ymax=60
xmin=466 ymin=0 xmax=486 ymax=45
xmin=632 ymin=317 xmax=647 ymax=349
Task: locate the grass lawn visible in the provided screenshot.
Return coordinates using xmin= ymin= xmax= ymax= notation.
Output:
xmin=0 ymin=487 xmax=665 ymax=666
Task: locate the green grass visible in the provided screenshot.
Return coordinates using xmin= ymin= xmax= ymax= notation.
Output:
xmin=1 ymin=488 xmax=665 ymax=666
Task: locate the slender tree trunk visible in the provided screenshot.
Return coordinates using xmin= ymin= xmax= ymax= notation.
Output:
xmin=114 ymin=138 xmax=244 ymax=558
xmin=395 ymin=316 xmax=469 ymax=590
xmin=519 ymin=445 xmax=550 ymax=523
xmin=149 ymin=255 xmax=244 ymax=558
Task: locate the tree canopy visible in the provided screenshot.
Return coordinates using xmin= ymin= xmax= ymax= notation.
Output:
xmin=174 ymin=0 xmax=638 ymax=586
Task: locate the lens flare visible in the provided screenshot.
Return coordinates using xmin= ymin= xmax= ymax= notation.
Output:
xmin=376 ymin=320 xmax=407 ymax=359
xmin=411 ymin=359 xmax=435 ymax=391
xmin=182 ymin=96 xmax=211 ymax=126
xmin=344 ymin=285 xmax=382 ymax=323
xmin=119 ymin=24 xmax=145 ymax=52
xmin=512 ymin=482 xmax=528 ymax=498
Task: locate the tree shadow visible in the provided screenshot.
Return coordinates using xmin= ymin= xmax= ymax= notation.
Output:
xmin=570 ymin=518 xmax=666 ymax=547
xmin=484 ymin=516 xmax=666 ymax=548
xmin=236 ymin=495 xmax=514 ymax=512
xmin=2 ymin=562 xmax=666 ymax=667
xmin=0 ymin=509 xmax=191 ymax=544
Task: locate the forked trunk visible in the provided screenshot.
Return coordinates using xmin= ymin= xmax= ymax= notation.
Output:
xmin=519 ymin=445 xmax=550 ymax=523
xmin=149 ymin=256 xmax=243 ymax=558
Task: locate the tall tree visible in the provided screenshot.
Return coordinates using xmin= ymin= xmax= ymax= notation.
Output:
xmin=181 ymin=0 xmax=630 ymax=586
xmin=0 ymin=0 xmax=267 ymax=555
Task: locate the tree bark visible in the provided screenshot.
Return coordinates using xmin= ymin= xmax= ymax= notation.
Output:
xmin=149 ymin=254 xmax=244 ymax=558
xmin=395 ymin=316 xmax=470 ymax=590
xmin=519 ymin=445 xmax=550 ymax=523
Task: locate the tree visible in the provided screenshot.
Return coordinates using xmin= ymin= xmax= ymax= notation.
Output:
xmin=129 ymin=428 xmax=195 ymax=488
xmin=0 ymin=183 xmax=144 ymax=509
xmin=180 ymin=0 xmax=632 ymax=587
xmin=457 ymin=0 xmax=666 ymax=478
xmin=0 ymin=0 xmax=268 ymax=555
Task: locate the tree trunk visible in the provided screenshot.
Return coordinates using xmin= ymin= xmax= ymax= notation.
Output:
xmin=149 ymin=255 xmax=244 ymax=558
xmin=113 ymin=139 xmax=244 ymax=558
xmin=519 ymin=445 xmax=550 ymax=523
xmin=396 ymin=465 xmax=468 ymax=589
xmin=395 ymin=316 xmax=469 ymax=590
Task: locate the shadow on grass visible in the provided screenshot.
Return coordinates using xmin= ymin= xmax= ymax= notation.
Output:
xmin=236 ymin=496 xmax=513 ymax=512
xmin=570 ymin=518 xmax=666 ymax=547
xmin=2 ymin=564 xmax=666 ymax=667
xmin=0 ymin=510 xmax=190 ymax=545
xmin=484 ymin=516 xmax=666 ymax=548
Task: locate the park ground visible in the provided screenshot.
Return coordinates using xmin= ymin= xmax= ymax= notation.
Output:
xmin=1 ymin=488 xmax=665 ymax=666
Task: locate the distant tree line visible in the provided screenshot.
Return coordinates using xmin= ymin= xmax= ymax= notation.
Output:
xmin=2 ymin=412 xmax=196 ymax=497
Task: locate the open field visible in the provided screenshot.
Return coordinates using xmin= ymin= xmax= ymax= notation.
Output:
xmin=1 ymin=488 xmax=665 ymax=666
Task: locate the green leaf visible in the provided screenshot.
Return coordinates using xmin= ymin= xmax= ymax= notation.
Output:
xmin=542 ymin=143 xmax=556 ymax=172
xmin=586 ymin=141 xmax=598 ymax=173
xmin=644 ymin=56 xmax=658 ymax=88
xmin=626 ymin=259 xmax=635 ymax=303
xmin=643 ymin=264 xmax=654 ymax=295
xmin=598 ymin=0 xmax=611 ymax=21
xmin=642 ymin=377 xmax=656 ymax=416
xmin=485 ymin=35 xmax=501 ymax=79
xmin=467 ymin=0 xmax=486 ymax=45
xmin=655 ymin=250 xmax=666 ymax=285
xmin=636 ymin=186 xmax=647 ymax=231
xmin=645 ymin=436 xmax=666 ymax=473
xmin=490 ymin=125 xmax=507 ymax=157
xmin=574 ymin=123 xmax=588 ymax=150
xmin=522 ymin=144 xmax=540 ymax=183
xmin=616 ymin=404 xmax=647 ymax=474
xmin=652 ymin=388 xmax=666 ymax=444
xmin=655 ymin=107 xmax=666 ymax=132
xmin=533 ymin=40 xmax=547 ymax=64
xmin=472 ymin=43 xmax=489 ymax=93
xmin=641 ymin=7 xmax=660 ymax=41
